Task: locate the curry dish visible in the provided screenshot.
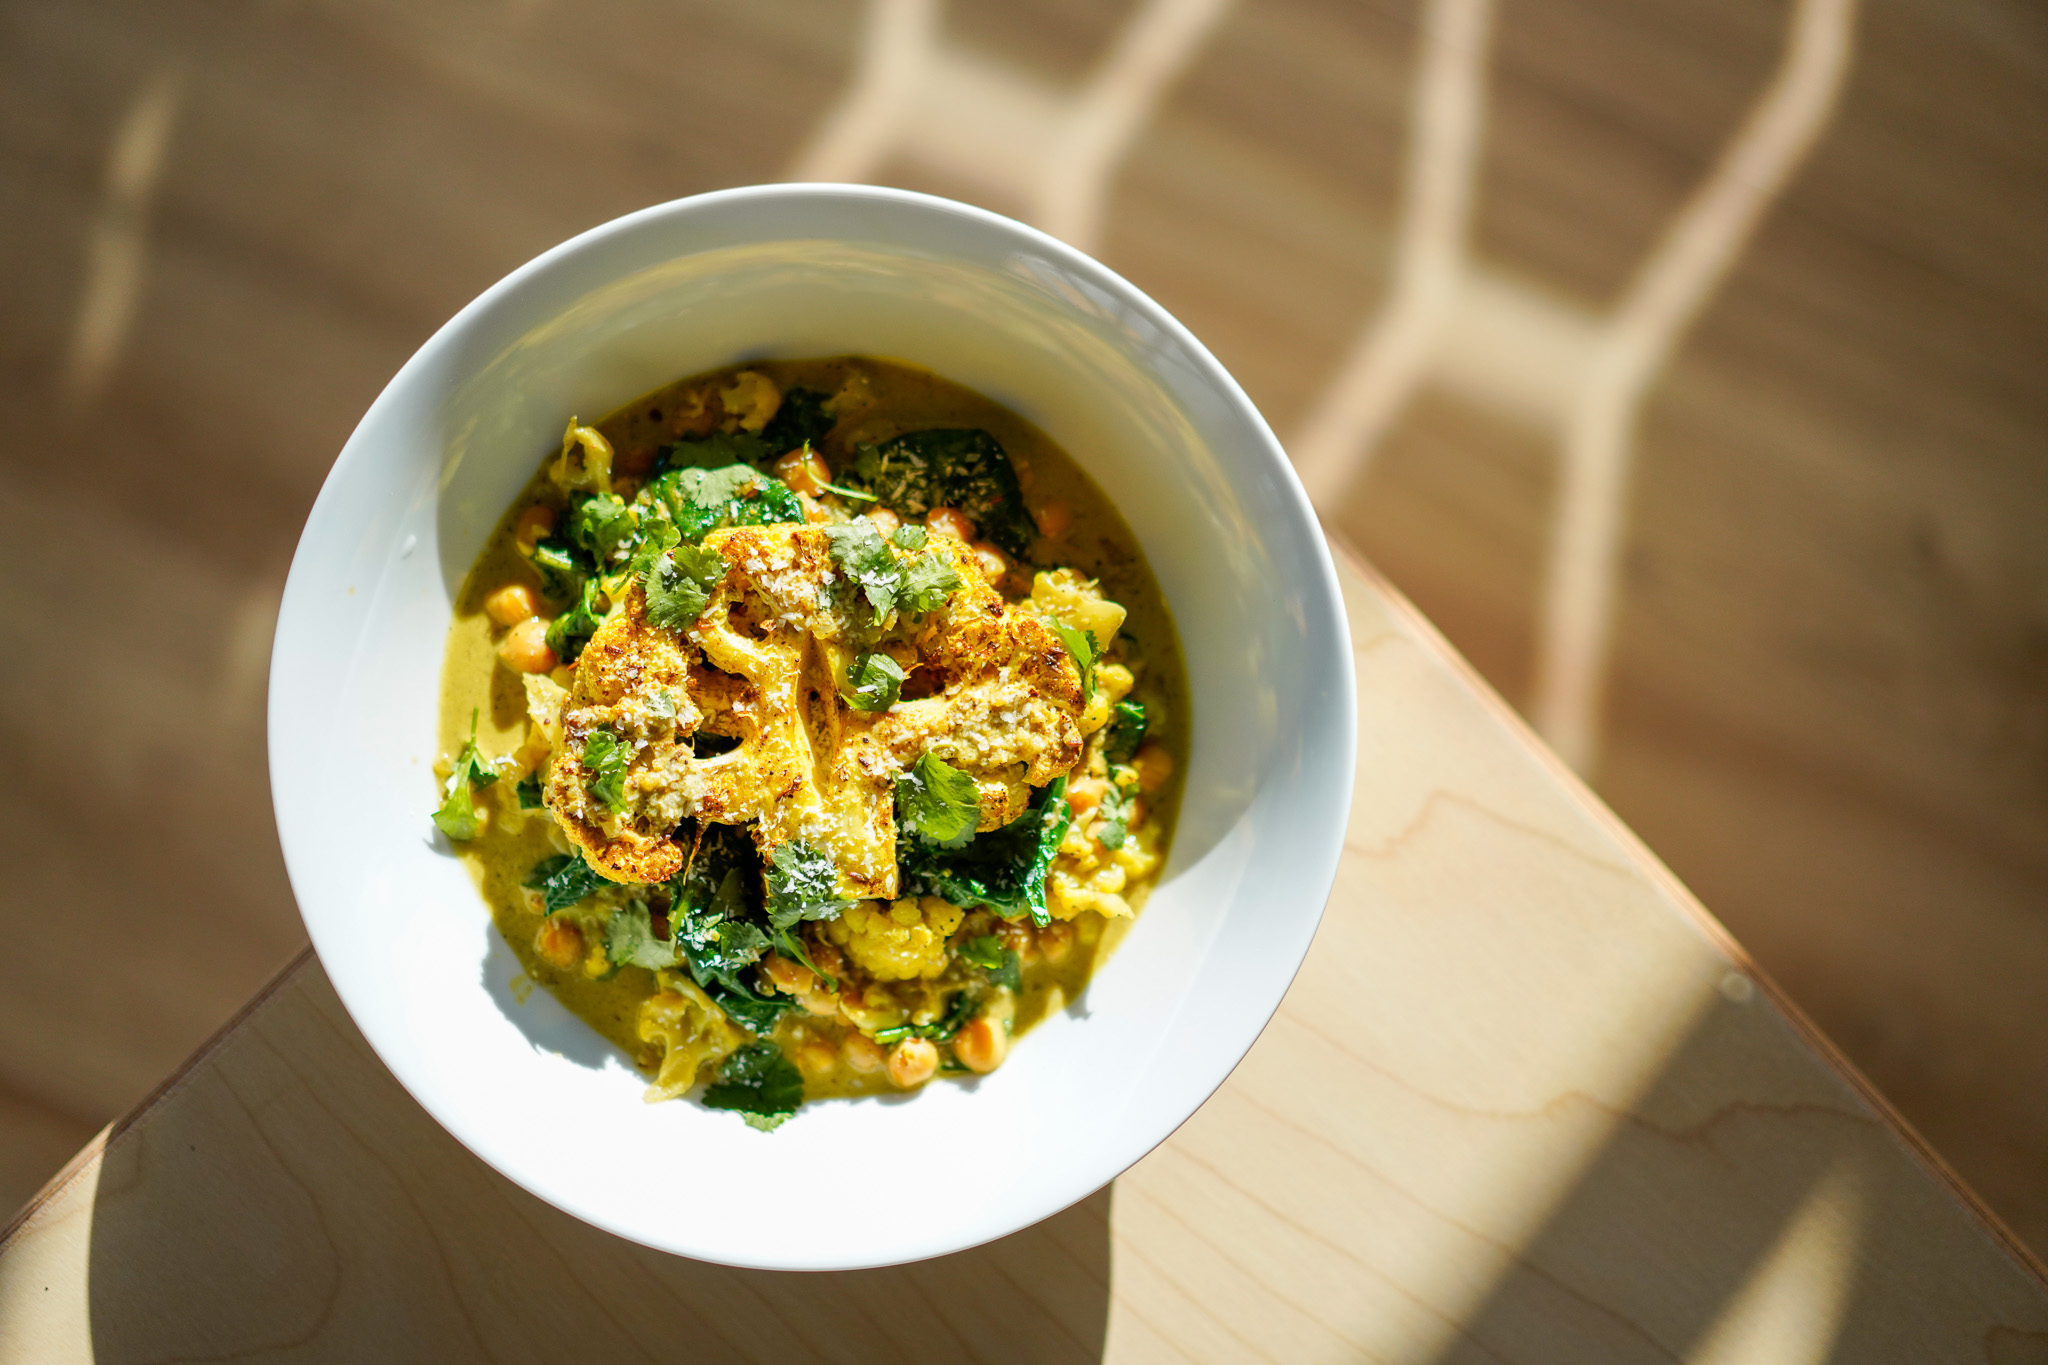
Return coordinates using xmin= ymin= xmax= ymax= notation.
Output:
xmin=435 ymin=356 xmax=1185 ymax=1128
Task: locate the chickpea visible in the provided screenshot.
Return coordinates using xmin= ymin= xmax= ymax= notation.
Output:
xmin=1032 ymin=500 xmax=1071 ymax=540
xmin=968 ymin=541 xmax=1008 ymax=582
xmin=1065 ymin=776 xmax=1106 ymax=818
xmin=795 ymin=1039 xmax=838 ymax=1080
xmin=799 ymin=986 xmax=840 ymax=1018
xmin=485 ymin=582 xmax=539 ymax=628
xmin=995 ymin=920 xmax=1038 ymax=965
xmin=809 ymin=942 xmax=846 ymax=979
xmin=497 ymin=617 xmax=558 ymax=674
xmin=773 ymin=448 xmax=830 ymax=497
xmin=954 ymin=1015 xmax=1009 ymax=1074
xmin=865 ymin=507 xmax=902 ymax=536
xmin=760 ymin=953 xmax=815 ymax=997
xmin=843 ymin=1032 xmax=888 ymax=1074
xmin=1037 ymin=921 xmax=1074 ymax=963
xmin=926 ymin=506 xmax=975 ymax=542
xmin=513 ymin=504 xmax=555 ymax=552
xmin=887 ymin=1037 xmax=939 ymax=1088
xmin=534 ymin=918 xmax=583 ymax=970
xmin=1131 ymin=743 xmax=1174 ymax=794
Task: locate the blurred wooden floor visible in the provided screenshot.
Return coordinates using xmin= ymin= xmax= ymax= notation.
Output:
xmin=3 ymin=0 xmax=2047 ymax=1267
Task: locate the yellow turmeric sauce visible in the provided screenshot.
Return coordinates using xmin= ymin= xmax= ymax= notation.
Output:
xmin=438 ymin=356 xmax=1186 ymax=1112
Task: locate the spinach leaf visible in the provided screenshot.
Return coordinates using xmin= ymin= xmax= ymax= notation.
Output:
xmin=660 ymin=430 xmax=775 ymax=471
xmin=643 ymin=542 xmax=726 ymax=632
xmin=896 ymin=752 xmax=979 ymax=849
xmin=1051 ymin=624 xmax=1098 ymax=704
xmin=703 ymin=1041 xmax=804 ymax=1130
xmin=523 ymin=852 xmax=609 ymax=914
xmin=515 ymin=775 xmax=544 ymax=810
xmin=430 ymin=709 xmax=499 ymax=841
xmin=580 ymin=727 xmax=631 ymax=812
xmin=957 ymin=934 xmax=1022 ymax=991
xmin=874 ymin=987 xmax=980 ymax=1045
xmin=567 ymin=492 xmax=637 ymax=566
xmin=707 ymin=981 xmax=792 ymax=1034
xmin=1105 ymin=700 xmax=1148 ymax=765
xmin=667 ymin=826 xmax=781 ymax=1017
xmin=543 ymin=577 xmax=606 ymax=663
xmin=844 ymin=651 xmax=906 ymax=712
xmin=646 ymin=464 xmax=804 ymax=545
xmin=765 ymin=839 xmax=852 ymax=931
xmin=847 ymin=429 xmax=1035 ymax=557
xmin=760 ymin=387 xmax=834 ymax=453
xmin=527 ymin=539 xmax=589 ymax=603
xmin=604 ymin=901 xmax=679 ymax=971
xmin=899 ymin=777 xmax=1071 ymax=927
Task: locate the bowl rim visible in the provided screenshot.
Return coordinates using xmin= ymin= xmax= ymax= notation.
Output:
xmin=269 ymin=182 xmax=1357 ymax=1268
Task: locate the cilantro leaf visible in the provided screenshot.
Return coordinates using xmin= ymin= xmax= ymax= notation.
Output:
xmin=846 ymin=429 xmax=1035 ymax=557
xmin=643 ymin=542 xmax=726 ymax=631
xmin=896 ymin=752 xmax=980 ymax=848
xmin=823 ymin=519 xmax=902 ymax=629
xmin=957 ymin=935 xmax=1022 ymax=991
xmin=898 ymin=553 xmax=962 ymax=616
xmin=759 ymin=387 xmax=834 ymax=453
xmin=543 ymin=577 xmax=606 ymax=664
xmin=580 ymin=727 xmax=631 ymax=812
xmin=604 ymin=902 xmax=679 ymax=971
xmin=645 ymin=463 xmax=805 ymax=544
xmin=1105 ymin=700 xmax=1148 ymax=765
xmin=891 ymin=524 xmax=929 ymax=551
xmin=665 ymin=825 xmax=788 ymax=1029
xmin=702 ymin=1041 xmax=804 ymax=1131
xmin=430 ymin=709 xmax=498 ymax=841
xmin=523 ymin=853 xmax=609 ymax=914
xmin=899 ymin=777 xmax=1072 ymax=926
xmin=625 ymin=514 xmax=680 ymax=580
xmin=1095 ymin=774 xmax=1135 ymax=851
xmin=1052 ymin=624 xmax=1099 ymax=703
xmin=844 ymin=651 xmax=906 ymax=712
xmin=765 ymin=839 xmax=851 ymax=931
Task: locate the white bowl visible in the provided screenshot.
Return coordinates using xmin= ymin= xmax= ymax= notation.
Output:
xmin=269 ymin=185 xmax=1355 ymax=1270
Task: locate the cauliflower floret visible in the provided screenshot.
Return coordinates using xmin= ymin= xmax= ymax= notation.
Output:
xmin=826 ymin=896 xmax=965 ymax=980
xmin=719 ymin=371 xmax=782 ymax=432
xmin=1028 ymin=568 xmax=1126 ymax=649
xmin=523 ymin=672 xmax=569 ymax=749
xmin=638 ymin=972 xmax=745 ymax=1102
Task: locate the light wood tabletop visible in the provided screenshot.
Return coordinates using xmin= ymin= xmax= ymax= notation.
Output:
xmin=3 ymin=545 xmax=2042 ymax=1364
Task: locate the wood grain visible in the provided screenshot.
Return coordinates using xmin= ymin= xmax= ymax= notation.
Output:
xmin=4 ymin=553 xmax=2043 ymax=1363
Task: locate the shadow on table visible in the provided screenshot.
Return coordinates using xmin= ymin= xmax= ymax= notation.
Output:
xmin=81 ymin=968 xmax=1112 ymax=1364
xmin=1422 ymin=988 xmax=2048 ymax=1364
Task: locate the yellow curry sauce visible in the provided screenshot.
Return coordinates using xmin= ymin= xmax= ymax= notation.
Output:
xmin=437 ymin=356 xmax=1185 ymax=1121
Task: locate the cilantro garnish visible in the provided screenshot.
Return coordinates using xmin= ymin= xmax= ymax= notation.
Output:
xmin=430 ymin=709 xmax=499 ymax=841
xmin=1095 ymin=772 xmax=1137 ymax=851
xmin=759 ymin=386 xmax=834 ymax=453
xmin=824 ymin=519 xmax=901 ymax=629
xmin=764 ymin=839 xmax=851 ymax=930
xmin=662 ymin=826 xmax=789 ymax=1032
xmin=891 ymin=524 xmax=928 ymax=551
xmin=543 ymin=577 xmax=606 ymax=664
xmin=845 ymin=651 xmax=906 ymax=712
xmin=604 ymin=902 xmax=679 ymax=971
xmin=660 ymin=430 xmax=775 ymax=470
xmin=1051 ymin=623 xmax=1099 ymax=703
xmin=1105 ymin=700 xmax=1148 ymax=765
xmin=703 ymin=1041 xmax=804 ymax=1131
xmin=845 ymin=429 xmax=1035 ymax=557
xmin=643 ymin=542 xmax=726 ymax=632
xmin=896 ymin=752 xmax=980 ymax=849
xmin=898 ymin=552 xmax=962 ymax=615
xmin=899 ymin=777 xmax=1072 ymax=926
xmin=647 ymin=463 xmax=804 ymax=544
xmin=522 ymin=853 xmax=608 ymax=914
xmin=580 ymin=727 xmax=631 ymax=812
xmin=957 ymin=935 xmax=1022 ymax=990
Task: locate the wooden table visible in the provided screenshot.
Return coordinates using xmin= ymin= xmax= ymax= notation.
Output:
xmin=3 ymin=548 xmax=2043 ymax=1363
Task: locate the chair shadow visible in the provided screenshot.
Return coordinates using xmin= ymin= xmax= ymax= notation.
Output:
xmin=1422 ymin=987 xmax=2048 ymax=1365
xmin=82 ymin=967 xmax=1113 ymax=1364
